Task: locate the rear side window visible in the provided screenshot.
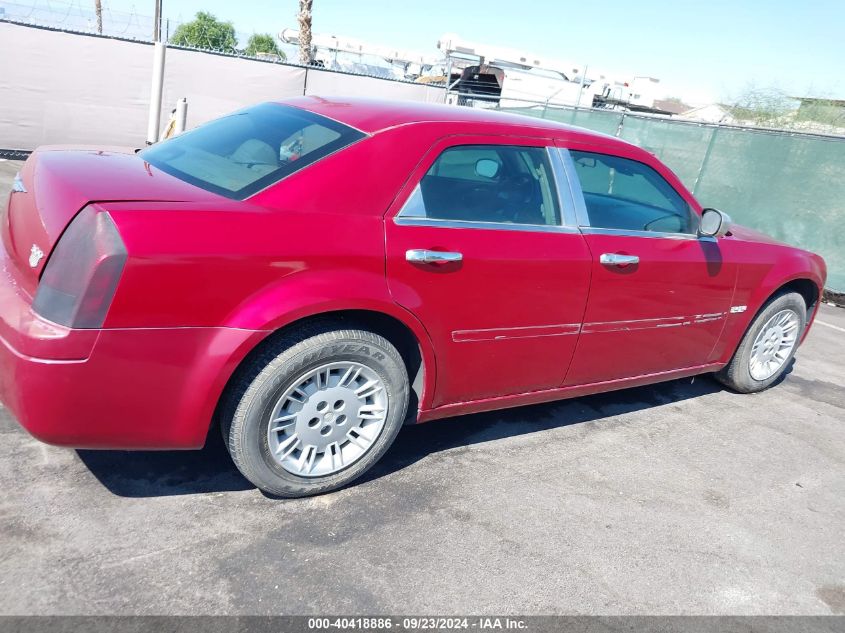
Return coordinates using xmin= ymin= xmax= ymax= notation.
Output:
xmin=400 ymin=145 xmax=560 ymax=226
xmin=570 ymin=150 xmax=693 ymax=233
xmin=140 ymin=103 xmax=365 ymax=199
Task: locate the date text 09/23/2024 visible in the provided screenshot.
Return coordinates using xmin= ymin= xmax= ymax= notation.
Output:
xmin=308 ymin=617 xmax=527 ymax=630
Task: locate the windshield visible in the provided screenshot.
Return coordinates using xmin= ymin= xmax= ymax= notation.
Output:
xmin=140 ymin=103 xmax=365 ymax=199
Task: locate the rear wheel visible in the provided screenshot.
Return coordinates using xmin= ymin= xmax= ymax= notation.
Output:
xmin=715 ymin=292 xmax=806 ymax=393
xmin=222 ymin=323 xmax=409 ymax=497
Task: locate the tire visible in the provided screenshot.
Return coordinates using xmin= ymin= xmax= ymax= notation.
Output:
xmin=222 ymin=322 xmax=409 ymax=497
xmin=715 ymin=291 xmax=806 ymax=393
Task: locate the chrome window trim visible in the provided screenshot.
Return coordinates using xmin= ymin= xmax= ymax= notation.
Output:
xmin=557 ymin=147 xmax=707 ymax=240
xmin=556 ymin=148 xmax=591 ymax=227
xmin=394 ymin=143 xmax=583 ymax=235
xmin=580 ymin=226 xmax=711 ymax=241
xmin=393 ymin=216 xmax=581 ymax=234
xmin=546 ymin=147 xmax=578 ymax=228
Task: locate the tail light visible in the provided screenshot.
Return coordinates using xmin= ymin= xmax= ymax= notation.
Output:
xmin=32 ymin=205 xmax=127 ymax=329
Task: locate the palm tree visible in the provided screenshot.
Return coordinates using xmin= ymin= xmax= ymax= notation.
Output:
xmin=297 ymin=0 xmax=313 ymax=65
xmin=94 ymin=0 xmax=103 ymax=34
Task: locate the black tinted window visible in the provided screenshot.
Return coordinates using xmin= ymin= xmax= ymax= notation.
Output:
xmin=571 ymin=150 xmax=693 ymax=233
xmin=141 ymin=103 xmax=365 ymax=199
xmin=401 ymin=145 xmax=560 ymax=226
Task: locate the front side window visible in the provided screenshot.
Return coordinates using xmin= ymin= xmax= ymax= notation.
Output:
xmin=570 ymin=150 xmax=694 ymax=234
xmin=400 ymin=145 xmax=560 ymax=227
xmin=141 ymin=103 xmax=365 ymax=199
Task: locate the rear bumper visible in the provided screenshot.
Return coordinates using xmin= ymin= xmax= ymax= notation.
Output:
xmin=0 ymin=243 xmax=265 ymax=449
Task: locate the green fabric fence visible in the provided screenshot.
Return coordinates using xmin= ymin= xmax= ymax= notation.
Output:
xmin=502 ymin=105 xmax=845 ymax=292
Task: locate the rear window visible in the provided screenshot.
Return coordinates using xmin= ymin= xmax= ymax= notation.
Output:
xmin=140 ymin=103 xmax=365 ymax=199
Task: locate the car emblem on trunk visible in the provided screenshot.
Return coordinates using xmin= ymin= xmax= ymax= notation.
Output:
xmin=29 ymin=244 xmax=45 ymax=268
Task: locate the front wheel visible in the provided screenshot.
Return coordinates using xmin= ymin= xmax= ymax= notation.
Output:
xmin=222 ymin=323 xmax=409 ymax=497
xmin=715 ymin=291 xmax=806 ymax=393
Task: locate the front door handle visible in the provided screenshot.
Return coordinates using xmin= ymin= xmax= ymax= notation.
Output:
xmin=600 ymin=253 xmax=640 ymax=266
xmin=406 ymin=249 xmax=463 ymax=264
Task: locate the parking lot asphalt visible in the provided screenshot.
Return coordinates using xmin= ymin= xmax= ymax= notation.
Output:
xmin=0 ymin=158 xmax=844 ymax=615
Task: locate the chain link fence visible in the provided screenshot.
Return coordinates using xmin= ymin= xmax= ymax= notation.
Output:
xmin=1 ymin=0 xmax=156 ymax=40
xmin=0 ymin=0 xmax=425 ymax=80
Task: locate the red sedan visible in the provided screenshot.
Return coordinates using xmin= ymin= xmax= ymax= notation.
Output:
xmin=0 ymin=98 xmax=826 ymax=497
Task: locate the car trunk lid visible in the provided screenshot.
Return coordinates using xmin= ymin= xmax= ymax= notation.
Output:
xmin=2 ymin=146 xmax=220 ymax=295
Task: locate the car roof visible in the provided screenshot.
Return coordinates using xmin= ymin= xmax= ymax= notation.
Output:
xmin=280 ymin=96 xmax=629 ymax=146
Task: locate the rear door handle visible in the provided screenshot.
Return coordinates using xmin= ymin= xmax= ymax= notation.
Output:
xmin=406 ymin=249 xmax=463 ymax=264
xmin=600 ymin=253 xmax=639 ymax=266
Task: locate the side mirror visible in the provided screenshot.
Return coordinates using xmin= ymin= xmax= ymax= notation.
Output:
xmin=474 ymin=158 xmax=500 ymax=179
xmin=698 ymin=208 xmax=732 ymax=238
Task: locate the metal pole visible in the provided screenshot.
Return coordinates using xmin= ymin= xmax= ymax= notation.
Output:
xmin=444 ymin=56 xmax=453 ymax=103
xmin=146 ymin=41 xmax=166 ymax=144
xmin=575 ymin=64 xmax=588 ymax=109
xmin=615 ymin=111 xmax=626 ymax=137
xmin=692 ymin=127 xmax=719 ymax=196
xmin=175 ymin=98 xmax=188 ymax=135
xmin=542 ymin=87 xmax=565 ymax=119
xmin=153 ymin=0 xmax=161 ymax=42
xmin=175 ymin=97 xmax=188 ymax=134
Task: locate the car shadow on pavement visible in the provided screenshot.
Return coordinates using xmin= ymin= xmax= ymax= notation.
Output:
xmin=359 ymin=373 xmax=731 ymax=487
xmin=76 ymin=428 xmax=253 ymax=497
xmin=75 ymin=370 xmax=763 ymax=498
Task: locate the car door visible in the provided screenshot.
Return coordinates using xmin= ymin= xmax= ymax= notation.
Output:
xmin=385 ymin=136 xmax=592 ymax=408
xmin=557 ymin=144 xmax=737 ymax=386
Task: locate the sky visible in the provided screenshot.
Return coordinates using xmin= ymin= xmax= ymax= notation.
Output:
xmin=104 ymin=0 xmax=845 ymax=105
